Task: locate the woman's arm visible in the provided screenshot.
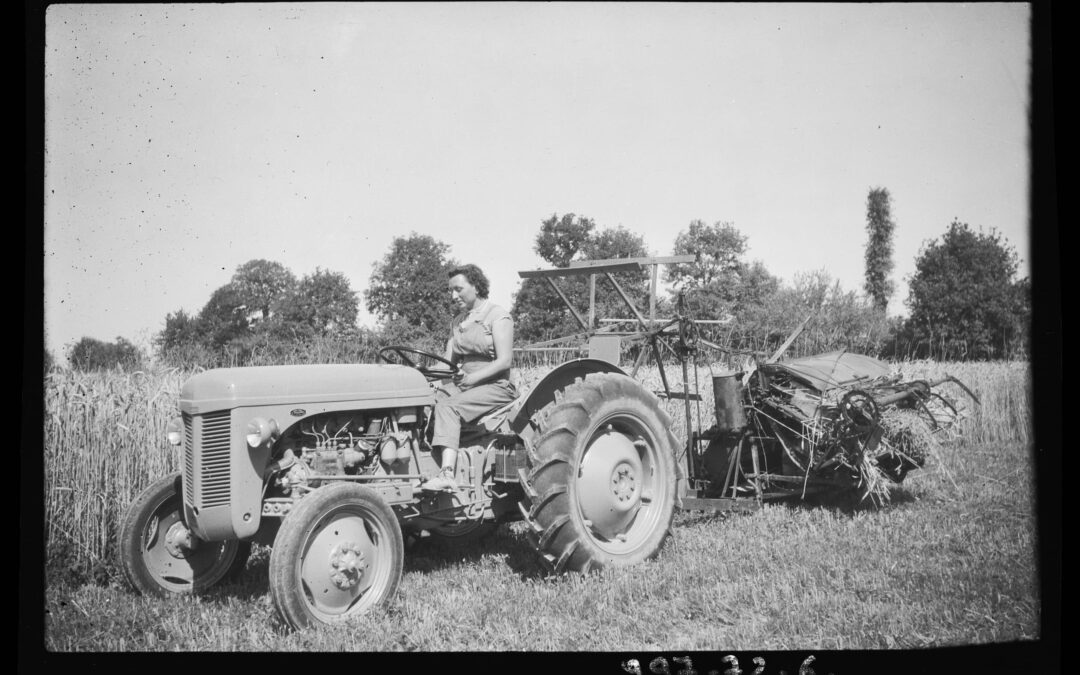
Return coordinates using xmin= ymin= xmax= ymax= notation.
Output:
xmin=456 ymin=318 xmax=513 ymax=388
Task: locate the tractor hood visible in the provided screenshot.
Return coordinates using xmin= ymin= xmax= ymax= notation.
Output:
xmin=179 ymin=364 xmax=432 ymax=414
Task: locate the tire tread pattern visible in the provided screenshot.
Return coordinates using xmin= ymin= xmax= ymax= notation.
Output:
xmin=516 ymin=373 xmax=680 ymax=574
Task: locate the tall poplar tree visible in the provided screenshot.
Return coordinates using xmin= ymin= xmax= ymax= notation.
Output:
xmin=863 ymin=187 xmax=896 ymax=311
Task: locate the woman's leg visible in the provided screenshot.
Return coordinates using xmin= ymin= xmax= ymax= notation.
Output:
xmin=423 ymin=382 xmax=516 ymax=491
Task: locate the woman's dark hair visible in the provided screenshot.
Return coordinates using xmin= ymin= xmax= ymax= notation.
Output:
xmin=448 ymin=264 xmax=490 ymax=299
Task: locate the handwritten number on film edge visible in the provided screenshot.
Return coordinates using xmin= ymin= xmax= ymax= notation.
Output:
xmin=622 ymin=655 xmax=822 ymax=675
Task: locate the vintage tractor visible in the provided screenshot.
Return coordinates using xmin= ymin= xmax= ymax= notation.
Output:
xmin=119 ymin=257 xmax=974 ymax=630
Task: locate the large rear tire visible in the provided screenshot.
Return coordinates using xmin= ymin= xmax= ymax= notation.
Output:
xmin=269 ymin=483 xmax=403 ymax=630
xmin=118 ymin=472 xmax=250 ymax=596
xmin=518 ymin=373 xmax=679 ymax=573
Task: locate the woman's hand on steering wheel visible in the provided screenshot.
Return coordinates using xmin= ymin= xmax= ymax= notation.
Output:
xmin=377 ymin=346 xmax=460 ymax=381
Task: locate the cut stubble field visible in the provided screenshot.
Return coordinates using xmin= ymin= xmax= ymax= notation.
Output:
xmin=42 ymin=361 xmax=1039 ymax=651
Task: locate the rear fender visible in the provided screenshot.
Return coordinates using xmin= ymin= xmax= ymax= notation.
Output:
xmin=509 ymin=359 xmax=628 ymax=439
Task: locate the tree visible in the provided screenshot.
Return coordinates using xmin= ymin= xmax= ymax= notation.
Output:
xmin=231 ymin=259 xmax=297 ymax=322
xmin=666 ymin=220 xmax=747 ymax=290
xmin=581 ymin=225 xmax=651 ymax=319
xmin=535 ymin=213 xmax=596 ymax=267
xmin=511 ymin=272 xmax=576 ymax=344
xmin=734 ymin=270 xmax=892 ymax=358
xmin=730 ymin=260 xmax=781 ymax=313
xmin=580 ymin=225 xmax=648 ymax=261
xmin=68 ymin=336 xmax=144 ymax=371
xmin=366 ymin=233 xmax=458 ymax=338
xmin=153 ymin=260 xmax=297 ymax=366
xmin=154 ymin=259 xmax=367 ymax=368
xmin=863 ymin=187 xmax=897 ymax=311
xmin=156 ymin=308 xmax=204 ymax=352
xmin=512 ymin=215 xmax=651 ymax=344
xmin=193 ymin=259 xmax=299 ymax=346
xmin=198 ymin=283 xmax=250 ymax=347
xmin=273 ymin=268 xmax=359 ymax=339
xmin=154 ymin=308 xmax=219 ymax=368
xmin=513 ymin=214 xmax=593 ymax=343
xmin=905 ymin=220 xmax=1028 ymax=360
xmin=664 ymin=220 xmax=756 ymax=321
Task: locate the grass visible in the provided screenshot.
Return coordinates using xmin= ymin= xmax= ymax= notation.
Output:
xmin=41 ymin=359 xmax=1039 ymax=651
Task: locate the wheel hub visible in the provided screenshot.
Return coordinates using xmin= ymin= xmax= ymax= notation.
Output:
xmin=611 ymin=462 xmax=638 ymax=502
xmin=163 ymin=521 xmax=196 ymax=558
xmin=578 ymin=430 xmax=646 ymax=540
xmin=328 ymin=541 xmax=369 ymax=590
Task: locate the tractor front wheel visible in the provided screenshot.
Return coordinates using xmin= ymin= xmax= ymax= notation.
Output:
xmin=269 ymin=483 xmax=403 ymax=630
xmin=118 ymin=472 xmax=250 ymax=596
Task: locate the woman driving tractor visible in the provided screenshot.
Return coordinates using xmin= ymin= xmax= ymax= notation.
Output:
xmin=421 ymin=264 xmax=517 ymax=491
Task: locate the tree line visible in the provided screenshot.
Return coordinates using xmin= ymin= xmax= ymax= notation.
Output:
xmin=58 ymin=188 xmax=1030 ymax=371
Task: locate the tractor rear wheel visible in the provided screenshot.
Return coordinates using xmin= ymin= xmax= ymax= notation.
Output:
xmin=517 ymin=373 xmax=678 ymax=573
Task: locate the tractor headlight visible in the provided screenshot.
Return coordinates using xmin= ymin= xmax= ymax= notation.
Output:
xmin=246 ymin=417 xmax=279 ymax=448
xmin=166 ymin=417 xmax=184 ymax=446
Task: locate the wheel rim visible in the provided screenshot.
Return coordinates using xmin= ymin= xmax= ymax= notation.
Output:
xmin=139 ymin=494 xmax=239 ymax=593
xmin=576 ymin=415 xmax=666 ymax=555
xmin=298 ymin=504 xmax=395 ymax=621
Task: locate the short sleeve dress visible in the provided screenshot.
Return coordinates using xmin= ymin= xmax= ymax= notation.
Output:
xmin=448 ymin=300 xmax=513 ymax=387
xmin=430 ymin=300 xmax=517 ymax=449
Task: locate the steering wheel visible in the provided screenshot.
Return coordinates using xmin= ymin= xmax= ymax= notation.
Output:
xmin=377 ymin=346 xmax=459 ymax=381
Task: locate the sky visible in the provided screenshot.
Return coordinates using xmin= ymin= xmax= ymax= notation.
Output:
xmin=43 ymin=2 xmax=1033 ymax=360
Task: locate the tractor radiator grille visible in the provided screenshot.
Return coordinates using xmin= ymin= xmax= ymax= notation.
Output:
xmin=182 ymin=410 xmax=232 ymax=509
xmin=182 ymin=412 xmax=194 ymax=505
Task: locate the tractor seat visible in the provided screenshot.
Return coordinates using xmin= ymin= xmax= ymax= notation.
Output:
xmin=474 ymin=396 xmax=522 ymax=431
xmin=461 ymin=369 xmax=523 ymax=435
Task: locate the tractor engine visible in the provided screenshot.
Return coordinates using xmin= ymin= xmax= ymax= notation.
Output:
xmin=266 ymin=409 xmax=423 ymax=499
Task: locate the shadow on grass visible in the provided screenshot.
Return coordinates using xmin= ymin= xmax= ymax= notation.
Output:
xmin=212 ymin=545 xmax=272 ymax=602
xmin=83 ymin=523 xmax=562 ymax=616
xmin=793 ymin=482 xmax=922 ymax=515
xmin=57 ymin=480 xmax=927 ymax=616
xmin=673 ymin=483 xmax=923 ymax=526
xmin=401 ymin=522 xmax=553 ymax=581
